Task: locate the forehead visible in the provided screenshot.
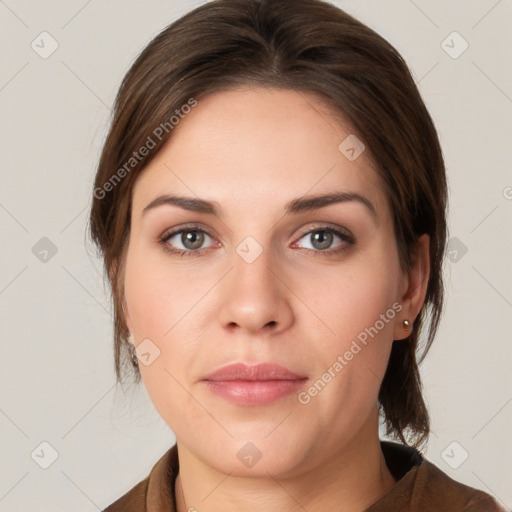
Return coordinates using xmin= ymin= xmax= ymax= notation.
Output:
xmin=132 ymin=87 xmax=386 ymax=217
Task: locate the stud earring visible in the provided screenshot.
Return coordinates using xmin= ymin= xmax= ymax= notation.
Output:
xmin=402 ymin=319 xmax=410 ymax=331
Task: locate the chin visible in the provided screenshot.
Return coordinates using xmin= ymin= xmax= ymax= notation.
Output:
xmin=199 ymin=432 xmax=314 ymax=478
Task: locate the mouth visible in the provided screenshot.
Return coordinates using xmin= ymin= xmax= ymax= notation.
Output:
xmin=201 ymin=363 xmax=308 ymax=406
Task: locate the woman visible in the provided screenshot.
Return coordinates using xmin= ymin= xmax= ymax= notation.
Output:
xmin=89 ymin=0 xmax=505 ymax=510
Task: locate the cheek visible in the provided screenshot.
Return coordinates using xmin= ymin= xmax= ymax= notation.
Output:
xmin=123 ymin=240 xmax=208 ymax=373
xmin=297 ymin=250 xmax=400 ymax=342
xmin=295 ymin=271 xmax=398 ymax=428
xmin=123 ymin=246 xmax=201 ymax=424
xmin=124 ymin=241 xmax=187 ymax=335
xmin=294 ymin=245 xmax=400 ymax=404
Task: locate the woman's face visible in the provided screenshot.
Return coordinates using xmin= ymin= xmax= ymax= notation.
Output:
xmin=123 ymin=87 xmax=412 ymax=477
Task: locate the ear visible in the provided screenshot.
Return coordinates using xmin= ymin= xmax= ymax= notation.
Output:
xmin=394 ymin=234 xmax=430 ymax=340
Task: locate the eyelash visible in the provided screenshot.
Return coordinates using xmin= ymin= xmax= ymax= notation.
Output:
xmin=158 ymin=223 xmax=355 ymax=258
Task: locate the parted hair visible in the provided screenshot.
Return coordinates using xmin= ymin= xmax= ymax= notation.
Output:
xmin=88 ymin=0 xmax=448 ymax=449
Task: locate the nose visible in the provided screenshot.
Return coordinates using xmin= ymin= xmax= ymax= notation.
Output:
xmin=217 ymin=246 xmax=294 ymax=335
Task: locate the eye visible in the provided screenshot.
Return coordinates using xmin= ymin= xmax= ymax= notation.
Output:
xmin=158 ymin=224 xmax=355 ymax=258
xmin=293 ymin=226 xmax=355 ymax=255
xmin=158 ymin=225 xmax=216 ymax=257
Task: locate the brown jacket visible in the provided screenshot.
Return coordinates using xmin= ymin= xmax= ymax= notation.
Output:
xmin=102 ymin=441 xmax=507 ymax=511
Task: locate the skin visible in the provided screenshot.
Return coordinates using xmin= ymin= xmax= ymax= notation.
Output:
xmin=122 ymin=87 xmax=430 ymax=512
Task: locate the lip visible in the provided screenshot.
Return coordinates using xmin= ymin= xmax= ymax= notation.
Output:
xmin=202 ymin=363 xmax=308 ymax=406
xmin=202 ymin=363 xmax=306 ymax=381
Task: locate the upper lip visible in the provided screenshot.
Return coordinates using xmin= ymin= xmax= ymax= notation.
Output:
xmin=202 ymin=363 xmax=307 ymax=382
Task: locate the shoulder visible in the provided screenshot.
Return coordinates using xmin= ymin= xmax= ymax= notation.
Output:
xmin=412 ymin=460 xmax=506 ymax=511
xmin=101 ymin=444 xmax=179 ymax=512
xmin=371 ymin=441 xmax=506 ymax=512
xmin=101 ymin=476 xmax=148 ymax=512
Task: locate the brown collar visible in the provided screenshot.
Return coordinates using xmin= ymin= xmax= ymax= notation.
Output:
xmin=146 ymin=443 xmax=179 ymax=511
xmin=104 ymin=441 xmax=505 ymax=511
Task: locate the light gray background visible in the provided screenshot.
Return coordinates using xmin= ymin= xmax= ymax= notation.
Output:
xmin=1 ymin=0 xmax=511 ymax=510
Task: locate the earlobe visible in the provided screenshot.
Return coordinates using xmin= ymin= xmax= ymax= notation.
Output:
xmin=394 ymin=234 xmax=430 ymax=340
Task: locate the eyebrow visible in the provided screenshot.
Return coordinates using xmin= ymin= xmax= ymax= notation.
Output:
xmin=142 ymin=191 xmax=377 ymax=221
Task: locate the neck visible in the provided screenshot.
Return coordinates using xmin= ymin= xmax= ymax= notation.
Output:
xmin=175 ymin=412 xmax=397 ymax=512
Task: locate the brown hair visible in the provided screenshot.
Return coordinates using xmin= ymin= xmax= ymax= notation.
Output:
xmin=88 ymin=0 xmax=447 ymax=449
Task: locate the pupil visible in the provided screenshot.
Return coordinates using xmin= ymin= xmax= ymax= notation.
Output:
xmin=313 ymin=230 xmax=332 ymax=250
xmin=184 ymin=231 xmax=203 ymax=249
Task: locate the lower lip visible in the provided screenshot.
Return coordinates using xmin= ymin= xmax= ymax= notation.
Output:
xmin=204 ymin=379 xmax=307 ymax=406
